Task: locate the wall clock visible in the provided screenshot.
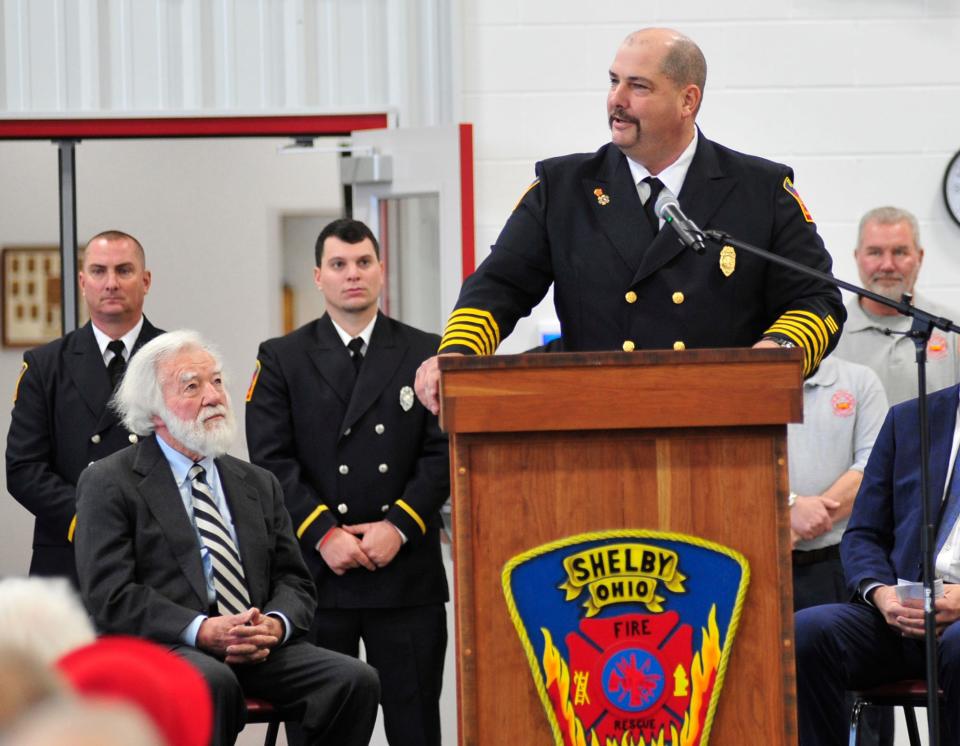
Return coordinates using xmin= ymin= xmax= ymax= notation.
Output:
xmin=944 ymin=150 xmax=960 ymax=227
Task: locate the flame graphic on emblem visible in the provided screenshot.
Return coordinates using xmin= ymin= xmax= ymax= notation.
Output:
xmin=541 ymin=606 xmax=723 ymax=746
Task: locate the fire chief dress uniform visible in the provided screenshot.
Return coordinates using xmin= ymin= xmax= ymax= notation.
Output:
xmin=439 ymin=133 xmax=844 ymax=375
xmin=6 ymin=318 xmax=164 ymax=582
xmin=246 ymin=311 xmax=449 ymax=746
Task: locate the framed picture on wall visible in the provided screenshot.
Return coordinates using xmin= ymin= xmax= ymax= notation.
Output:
xmin=2 ymin=246 xmax=62 ymax=348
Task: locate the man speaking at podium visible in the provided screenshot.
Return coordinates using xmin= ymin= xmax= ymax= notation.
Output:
xmin=415 ymin=27 xmax=844 ymax=413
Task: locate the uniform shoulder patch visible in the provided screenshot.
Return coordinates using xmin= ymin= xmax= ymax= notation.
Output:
xmin=245 ymin=360 xmax=261 ymax=402
xmin=514 ymin=179 xmax=541 ymax=211
xmin=12 ymin=361 xmax=28 ymax=403
xmin=783 ymin=176 xmax=814 ymax=223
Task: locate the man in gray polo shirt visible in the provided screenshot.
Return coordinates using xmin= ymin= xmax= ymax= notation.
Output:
xmin=788 ymin=355 xmax=887 ymax=611
xmin=834 ymin=205 xmax=960 ymax=406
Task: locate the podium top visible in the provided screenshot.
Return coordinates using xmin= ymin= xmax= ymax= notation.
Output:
xmin=438 ymin=347 xmax=804 ymax=433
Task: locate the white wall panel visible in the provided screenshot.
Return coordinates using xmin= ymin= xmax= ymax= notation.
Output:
xmin=0 ymin=0 xmax=448 ymax=122
xmin=462 ymin=0 xmax=960 ymax=356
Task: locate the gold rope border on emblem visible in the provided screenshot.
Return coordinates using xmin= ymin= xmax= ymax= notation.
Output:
xmin=500 ymin=529 xmax=751 ymax=746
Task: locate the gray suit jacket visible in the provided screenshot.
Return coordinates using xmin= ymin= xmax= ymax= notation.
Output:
xmin=75 ymin=434 xmax=317 ymax=644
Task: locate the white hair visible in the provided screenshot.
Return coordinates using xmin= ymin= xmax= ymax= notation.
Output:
xmin=0 ymin=577 xmax=95 ymax=665
xmin=112 ymin=330 xmax=226 ymax=436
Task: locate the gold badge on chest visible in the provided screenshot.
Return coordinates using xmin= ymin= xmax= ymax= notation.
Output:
xmin=719 ymin=245 xmax=736 ymax=277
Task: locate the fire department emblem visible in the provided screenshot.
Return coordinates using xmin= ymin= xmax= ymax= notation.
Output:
xmin=502 ymin=530 xmax=749 ymax=746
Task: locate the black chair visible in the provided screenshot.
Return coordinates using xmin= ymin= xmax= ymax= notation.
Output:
xmin=849 ymin=679 xmax=944 ymax=746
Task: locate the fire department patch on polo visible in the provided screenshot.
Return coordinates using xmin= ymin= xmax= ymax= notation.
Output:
xmin=502 ymin=530 xmax=749 ymax=746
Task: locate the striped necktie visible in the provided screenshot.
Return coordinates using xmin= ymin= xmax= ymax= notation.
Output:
xmin=188 ymin=464 xmax=251 ymax=616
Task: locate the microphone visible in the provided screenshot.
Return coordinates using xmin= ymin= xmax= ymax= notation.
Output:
xmin=655 ymin=190 xmax=707 ymax=254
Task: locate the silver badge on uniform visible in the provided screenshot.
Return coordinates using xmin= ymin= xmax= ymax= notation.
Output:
xmin=400 ymin=385 xmax=415 ymax=412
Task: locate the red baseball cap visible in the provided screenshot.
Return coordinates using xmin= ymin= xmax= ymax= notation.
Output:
xmin=56 ymin=636 xmax=212 ymax=746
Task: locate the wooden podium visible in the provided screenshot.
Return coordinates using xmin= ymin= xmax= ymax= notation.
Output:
xmin=439 ymin=348 xmax=804 ymax=745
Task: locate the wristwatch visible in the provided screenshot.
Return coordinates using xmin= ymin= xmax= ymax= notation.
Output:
xmin=763 ymin=336 xmax=797 ymax=349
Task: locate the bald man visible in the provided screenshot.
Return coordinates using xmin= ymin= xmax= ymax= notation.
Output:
xmin=416 ymin=28 xmax=844 ymax=411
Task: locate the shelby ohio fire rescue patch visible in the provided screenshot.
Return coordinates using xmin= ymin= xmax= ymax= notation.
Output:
xmin=501 ymin=530 xmax=750 ymax=746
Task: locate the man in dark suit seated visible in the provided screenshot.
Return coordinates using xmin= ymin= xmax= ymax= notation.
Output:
xmin=415 ymin=26 xmax=846 ymax=414
xmin=74 ymin=330 xmax=380 ymax=746
xmin=6 ymin=230 xmax=165 ymax=584
xmin=795 ymin=383 xmax=960 ymax=744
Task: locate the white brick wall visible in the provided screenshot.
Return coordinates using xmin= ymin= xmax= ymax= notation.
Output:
xmin=461 ymin=1 xmax=960 ymax=351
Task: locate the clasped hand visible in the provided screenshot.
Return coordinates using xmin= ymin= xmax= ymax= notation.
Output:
xmin=872 ymin=584 xmax=960 ymax=638
xmin=197 ymin=608 xmax=284 ymax=665
xmin=318 ymin=521 xmax=402 ymax=575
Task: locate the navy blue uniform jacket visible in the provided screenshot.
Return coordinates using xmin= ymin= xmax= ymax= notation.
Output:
xmin=438 ymin=134 xmax=845 ymax=377
xmin=246 ymin=313 xmax=450 ymax=609
xmin=6 ymin=318 xmax=165 ymax=579
xmin=841 ymin=384 xmax=960 ymax=594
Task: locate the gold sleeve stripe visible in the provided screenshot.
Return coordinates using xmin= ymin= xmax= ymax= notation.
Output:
xmin=513 ymin=179 xmax=540 ymax=211
xmin=67 ymin=514 xmax=77 ymax=543
xmin=396 ymin=499 xmax=427 ymax=535
xmin=825 ymin=314 xmax=839 ymax=334
xmin=296 ymin=504 xmax=329 ymax=539
xmin=775 ymin=313 xmax=828 ymax=352
xmin=439 ymin=308 xmax=501 ymax=355
xmin=438 ymin=335 xmax=485 ymax=355
xmin=447 ymin=308 xmax=501 ymax=347
xmin=12 ymin=361 xmax=28 ymax=403
xmin=767 ymin=323 xmax=818 ymax=374
xmin=783 ymin=309 xmax=832 ymax=345
xmin=443 ymin=321 xmax=497 ymax=353
xmin=766 ymin=318 xmax=822 ymax=359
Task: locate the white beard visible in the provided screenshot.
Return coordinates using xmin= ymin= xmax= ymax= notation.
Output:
xmin=160 ymin=402 xmax=236 ymax=459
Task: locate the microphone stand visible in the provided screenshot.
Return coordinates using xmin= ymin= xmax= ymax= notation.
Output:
xmin=704 ymin=227 xmax=960 ymax=746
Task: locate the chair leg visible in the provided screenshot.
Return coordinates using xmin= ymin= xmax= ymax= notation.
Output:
xmin=848 ymin=699 xmax=867 ymax=746
xmin=263 ymin=719 xmax=280 ymax=746
xmin=903 ymin=705 xmax=921 ymax=746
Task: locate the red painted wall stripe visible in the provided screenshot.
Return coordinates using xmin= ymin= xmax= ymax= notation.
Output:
xmin=0 ymin=113 xmax=389 ymax=140
xmin=458 ymin=123 xmax=476 ymax=280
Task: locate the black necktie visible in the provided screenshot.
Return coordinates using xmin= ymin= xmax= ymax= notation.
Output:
xmin=188 ymin=464 xmax=252 ymax=617
xmin=106 ymin=340 xmax=126 ymax=391
xmin=347 ymin=338 xmax=365 ymax=375
xmin=642 ymin=177 xmax=665 ymax=234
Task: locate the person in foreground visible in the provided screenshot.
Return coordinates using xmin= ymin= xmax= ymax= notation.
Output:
xmin=73 ymin=329 xmax=379 ymax=746
xmin=795 ymin=383 xmax=960 ymax=744
xmin=415 ymin=26 xmax=844 ymax=413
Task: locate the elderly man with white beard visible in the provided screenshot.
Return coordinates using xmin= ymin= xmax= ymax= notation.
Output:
xmin=73 ymin=330 xmax=380 ymax=746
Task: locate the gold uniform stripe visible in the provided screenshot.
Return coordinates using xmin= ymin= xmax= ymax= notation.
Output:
xmin=766 ymin=321 xmax=817 ymax=375
xmin=773 ymin=315 xmax=827 ymax=356
xmin=396 ymin=500 xmax=426 ymax=535
xmin=438 ymin=335 xmax=484 ymax=355
xmin=67 ymin=514 xmax=77 ymax=543
xmin=513 ymin=179 xmax=540 ymax=211
xmin=12 ymin=361 xmax=28 ymax=403
xmin=446 ymin=308 xmax=501 ymax=348
xmin=442 ymin=321 xmax=496 ymax=354
xmin=296 ymin=504 xmax=329 ymax=539
xmin=825 ymin=314 xmax=839 ymax=334
xmin=782 ymin=310 xmax=831 ymax=347
xmin=440 ymin=308 xmax=501 ymax=355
